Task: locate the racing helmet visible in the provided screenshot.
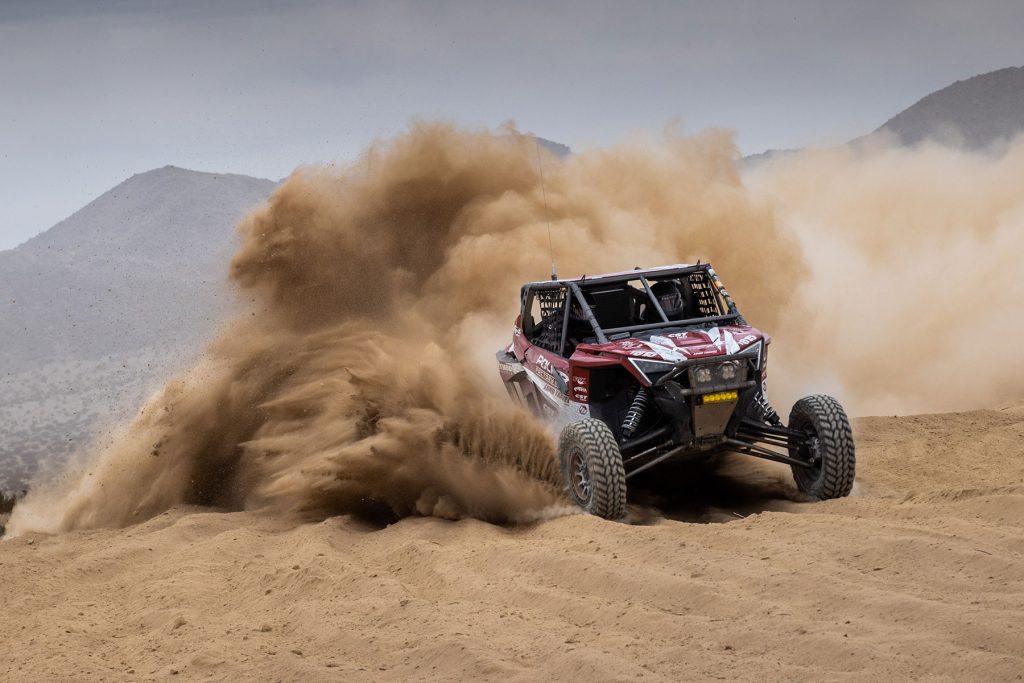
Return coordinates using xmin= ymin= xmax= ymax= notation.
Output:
xmin=651 ymin=279 xmax=686 ymax=318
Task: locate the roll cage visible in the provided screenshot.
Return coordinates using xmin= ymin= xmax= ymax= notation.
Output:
xmin=520 ymin=264 xmax=744 ymax=357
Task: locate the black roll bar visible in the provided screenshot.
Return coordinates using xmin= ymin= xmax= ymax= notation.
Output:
xmin=567 ymin=281 xmax=608 ymax=344
xmin=558 ymin=288 xmax=572 ymax=356
xmin=526 ymin=264 xmax=743 ymax=350
xmin=600 ymin=313 xmax=740 ymax=338
xmin=637 ymin=274 xmax=669 ymax=323
xmin=525 ymin=264 xmax=709 ymax=291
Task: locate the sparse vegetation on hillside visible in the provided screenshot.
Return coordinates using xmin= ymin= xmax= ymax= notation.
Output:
xmin=0 ymin=491 xmax=21 ymax=537
xmin=0 ymin=345 xmax=196 ymax=492
xmin=875 ymin=66 xmax=1024 ymax=148
xmin=0 ymin=166 xmax=277 ymax=492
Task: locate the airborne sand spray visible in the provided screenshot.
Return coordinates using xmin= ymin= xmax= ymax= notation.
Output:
xmin=9 ymin=123 xmax=799 ymax=535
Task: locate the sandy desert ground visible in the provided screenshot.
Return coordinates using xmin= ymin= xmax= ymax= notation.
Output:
xmin=2 ymin=401 xmax=1023 ymax=682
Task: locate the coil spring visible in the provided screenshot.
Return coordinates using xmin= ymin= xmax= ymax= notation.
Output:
xmin=621 ymin=387 xmax=651 ymax=438
xmin=754 ymin=389 xmax=782 ymax=426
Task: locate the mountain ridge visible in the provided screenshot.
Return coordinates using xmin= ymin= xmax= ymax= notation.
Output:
xmin=744 ymin=65 xmax=1024 ymax=164
xmin=0 ymin=166 xmax=278 ymax=491
xmin=874 ymin=65 xmax=1024 ymax=148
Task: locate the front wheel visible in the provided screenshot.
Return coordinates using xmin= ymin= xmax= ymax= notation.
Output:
xmin=558 ymin=419 xmax=627 ymax=520
xmin=788 ymin=395 xmax=856 ymax=500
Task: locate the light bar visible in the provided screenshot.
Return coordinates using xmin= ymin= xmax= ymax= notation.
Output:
xmin=700 ymin=390 xmax=739 ymax=404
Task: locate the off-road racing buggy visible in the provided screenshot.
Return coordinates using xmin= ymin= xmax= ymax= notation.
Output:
xmin=497 ymin=263 xmax=855 ymax=519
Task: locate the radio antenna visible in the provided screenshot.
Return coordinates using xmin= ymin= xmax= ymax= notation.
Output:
xmin=534 ymin=138 xmax=557 ymax=280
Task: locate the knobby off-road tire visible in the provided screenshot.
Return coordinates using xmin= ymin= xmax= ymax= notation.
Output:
xmin=788 ymin=395 xmax=856 ymax=500
xmin=558 ymin=419 xmax=627 ymax=520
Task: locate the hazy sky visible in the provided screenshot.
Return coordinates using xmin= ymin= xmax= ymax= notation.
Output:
xmin=2 ymin=0 xmax=1022 ymax=249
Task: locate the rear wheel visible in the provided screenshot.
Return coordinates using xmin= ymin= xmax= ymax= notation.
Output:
xmin=558 ymin=419 xmax=627 ymax=520
xmin=788 ymin=395 xmax=855 ymax=500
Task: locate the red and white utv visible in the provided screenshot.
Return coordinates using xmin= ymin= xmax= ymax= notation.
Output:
xmin=497 ymin=263 xmax=855 ymax=519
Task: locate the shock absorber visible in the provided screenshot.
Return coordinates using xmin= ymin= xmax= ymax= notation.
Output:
xmin=621 ymin=386 xmax=651 ymax=439
xmin=754 ymin=388 xmax=783 ymax=426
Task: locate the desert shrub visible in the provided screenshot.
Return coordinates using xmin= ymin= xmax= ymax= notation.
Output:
xmin=0 ymin=490 xmax=21 ymax=514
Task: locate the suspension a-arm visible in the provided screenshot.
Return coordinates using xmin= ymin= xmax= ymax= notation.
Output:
xmin=731 ymin=418 xmax=815 ymax=468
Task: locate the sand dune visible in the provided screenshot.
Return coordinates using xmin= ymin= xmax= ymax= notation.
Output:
xmin=3 ymin=404 xmax=1021 ymax=681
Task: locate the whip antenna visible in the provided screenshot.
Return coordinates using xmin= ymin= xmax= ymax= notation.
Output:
xmin=534 ymin=138 xmax=557 ymax=280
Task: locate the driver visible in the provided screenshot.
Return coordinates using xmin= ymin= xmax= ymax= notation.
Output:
xmin=650 ymin=280 xmax=686 ymax=320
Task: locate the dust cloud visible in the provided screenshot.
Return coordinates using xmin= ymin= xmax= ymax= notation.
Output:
xmin=751 ymin=135 xmax=1024 ymax=416
xmin=8 ymin=122 xmax=799 ymax=535
xmin=9 ymin=122 xmax=1022 ymax=536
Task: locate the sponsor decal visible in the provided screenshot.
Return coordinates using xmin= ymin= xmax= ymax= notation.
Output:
xmin=524 ymin=362 xmax=571 ymax=403
xmin=643 ymin=339 xmax=684 ymax=362
xmin=528 ymin=351 xmax=570 ymax=392
xmin=698 ymin=326 xmax=740 ymax=355
xmin=531 ymin=367 xmax=559 ymax=390
xmin=535 ymin=354 xmax=555 ymax=374
xmin=722 ymin=329 xmax=741 ymax=354
xmin=570 ymin=368 xmax=590 ymax=403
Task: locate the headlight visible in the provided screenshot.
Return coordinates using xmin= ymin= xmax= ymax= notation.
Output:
xmin=689 ymin=360 xmax=747 ymax=390
xmin=719 ymin=361 xmax=739 ymax=380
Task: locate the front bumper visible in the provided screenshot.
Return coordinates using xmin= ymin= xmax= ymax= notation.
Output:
xmin=648 ymin=348 xmax=762 ymax=443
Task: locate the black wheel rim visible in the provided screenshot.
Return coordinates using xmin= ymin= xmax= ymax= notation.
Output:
xmin=569 ymin=448 xmax=592 ymax=504
xmin=799 ymin=430 xmax=823 ymax=482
